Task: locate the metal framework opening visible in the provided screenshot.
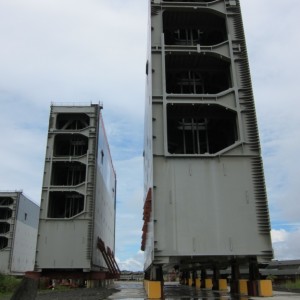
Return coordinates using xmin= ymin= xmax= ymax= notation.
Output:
xmin=0 ymin=222 xmax=10 ymax=234
xmin=165 ymin=0 xmax=213 ymax=2
xmin=167 ymin=104 xmax=238 ymax=154
xmin=56 ymin=113 xmax=90 ymax=130
xmin=0 ymin=237 xmax=8 ymax=250
xmin=0 ymin=208 xmax=13 ymax=220
xmin=166 ymin=54 xmax=231 ymax=94
xmin=54 ymin=134 xmax=88 ymax=157
xmin=164 ymin=10 xmax=227 ymax=46
xmin=48 ymin=192 xmax=84 ymax=219
xmin=51 ymin=162 xmax=86 ymax=186
xmin=0 ymin=197 xmax=14 ymax=206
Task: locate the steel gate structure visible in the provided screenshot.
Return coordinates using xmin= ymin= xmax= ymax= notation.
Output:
xmin=142 ymin=0 xmax=273 ymax=295
xmin=35 ymin=104 xmax=119 ymax=280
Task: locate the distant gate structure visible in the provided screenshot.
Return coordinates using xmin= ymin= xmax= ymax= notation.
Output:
xmin=35 ymin=103 xmax=119 ymax=279
xmin=142 ymin=0 xmax=273 ymax=293
xmin=0 ymin=191 xmax=39 ymax=275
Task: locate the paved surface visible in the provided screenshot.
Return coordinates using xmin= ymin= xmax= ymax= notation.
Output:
xmin=109 ymin=282 xmax=146 ymax=299
xmin=251 ymin=291 xmax=300 ymax=300
xmin=110 ymin=281 xmax=300 ymax=300
xmin=4 ymin=281 xmax=300 ymax=299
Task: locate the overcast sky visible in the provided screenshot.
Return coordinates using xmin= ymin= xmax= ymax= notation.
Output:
xmin=0 ymin=0 xmax=299 ymax=271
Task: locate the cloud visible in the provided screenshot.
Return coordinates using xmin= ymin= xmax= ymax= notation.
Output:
xmin=114 ymin=156 xmax=144 ymax=263
xmin=0 ymin=0 xmax=148 ymax=116
xmin=0 ymin=99 xmax=48 ymax=201
xmin=271 ymin=228 xmax=300 ymax=260
xmin=116 ymin=251 xmax=144 ymax=272
xmin=241 ymin=0 xmax=300 ymax=235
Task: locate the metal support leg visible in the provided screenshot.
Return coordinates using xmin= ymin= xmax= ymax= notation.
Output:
xmin=180 ymin=271 xmax=185 ymax=285
xmin=192 ymin=270 xmax=197 ymax=287
xmin=248 ymin=257 xmax=260 ymax=296
xmin=200 ymin=268 xmax=207 ymax=289
xmin=144 ymin=268 xmax=151 ymax=281
xmin=186 ymin=271 xmax=190 ymax=286
xmin=230 ymin=259 xmax=240 ymax=294
xmin=157 ymin=265 xmax=164 ymax=298
xmin=212 ymin=265 xmax=220 ymax=290
xmin=249 ymin=257 xmax=260 ymax=281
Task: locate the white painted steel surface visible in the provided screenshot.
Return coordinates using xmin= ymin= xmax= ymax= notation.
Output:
xmin=36 ymin=105 xmax=116 ymax=272
xmin=0 ymin=192 xmax=39 ymax=275
xmin=143 ymin=0 xmax=273 ymax=270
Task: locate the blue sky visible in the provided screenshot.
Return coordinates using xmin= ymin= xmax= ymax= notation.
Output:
xmin=0 ymin=0 xmax=299 ymax=271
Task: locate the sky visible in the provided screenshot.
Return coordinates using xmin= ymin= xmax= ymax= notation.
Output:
xmin=0 ymin=0 xmax=299 ymax=271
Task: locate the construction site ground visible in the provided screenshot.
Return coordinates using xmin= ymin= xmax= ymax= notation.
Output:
xmin=3 ymin=281 xmax=300 ymax=300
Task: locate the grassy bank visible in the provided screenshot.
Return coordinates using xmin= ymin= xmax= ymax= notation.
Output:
xmin=0 ymin=273 xmax=21 ymax=297
xmin=282 ymin=279 xmax=300 ymax=289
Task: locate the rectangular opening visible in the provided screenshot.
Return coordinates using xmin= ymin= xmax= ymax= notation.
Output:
xmin=0 ymin=222 xmax=10 ymax=234
xmin=167 ymin=104 xmax=238 ymax=154
xmin=164 ymin=0 xmax=213 ymax=2
xmin=54 ymin=134 xmax=88 ymax=157
xmin=166 ymin=54 xmax=231 ymax=94
xmin=48 ymin=192 xmax=84 ymax=219
xmin=0 ymin=237 xmax=8 ymax=250
xmin=163 ymin=10 xmax=227 ymax=46
xmin=0 ymin=197 xmax=14 ymax=206
xmin=0 ymin=208 xmax=13 ymax=220
xmin=56 ymin=113 xmax=90 ymax=130
xmin=51 ymin=162 xmax=86 ymax=186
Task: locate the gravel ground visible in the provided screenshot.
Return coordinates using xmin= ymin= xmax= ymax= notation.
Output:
xmin=2 ymin=286 xmax=120 ymax=300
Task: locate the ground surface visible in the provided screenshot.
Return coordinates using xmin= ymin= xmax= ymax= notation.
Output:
xmin=36 ymin=287 xmax=119 ymax=300
xmin=3 ymin=281 xmax=300 ymax=300
xmin=1 ymin=286 xmax=119 ymax=300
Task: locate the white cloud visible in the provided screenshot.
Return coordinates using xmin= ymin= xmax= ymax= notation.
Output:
xmin=271 ymin=229 xmax=288 ymax=243
xmin=116 ymin=251 xmax=144 ymax=272
xmin=241 ymin=0 xmax=300 ymax=228
xmin=271 ymin=228 xmax=300 ymax=260
xmin=114 ymin=156 xmax=144 ymax=263
xmin=0 ymin=0 xmax=148 ymax=116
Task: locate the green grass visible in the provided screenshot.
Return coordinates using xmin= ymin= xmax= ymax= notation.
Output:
xmin=0 ymin=273 xmax=21 ymax=298
xmin=283 ymin=279 xmax=300 ymax=289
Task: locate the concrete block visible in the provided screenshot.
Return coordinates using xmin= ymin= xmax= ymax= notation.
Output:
xmin=219 ymin=279 xmax=228 ymax=291
xmin=145 ymin=280 xmax=161 ymax=299
xmin=239 ymin=279 xmax=248 ymax=295
xmin=258 ymin=280 xmax=273 ymax=297
xmin=205 ymin=278 xmax=213 ymax=289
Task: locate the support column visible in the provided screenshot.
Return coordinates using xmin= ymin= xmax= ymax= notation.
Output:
xmin=230 ymin=259 xmax=240 ymax=294
xmin=248 ymin=257 xmax=260 ymax=296
xmin=200 ymin=268 xmax=207 ymax=289
xmin=212 ymin=265 xmax=220 ymax=290
xmin=145 ymin=265 xmax=163 ymax=299
xmin=186 ymin=271 xmax=191 ymax=286
xmin=180 ymin=271 xmax=188 ymax=285
xmin=192 ymin=270 xmax=197 ymax=287
xmin=10 ymin=272 xmax=40 ymax=300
